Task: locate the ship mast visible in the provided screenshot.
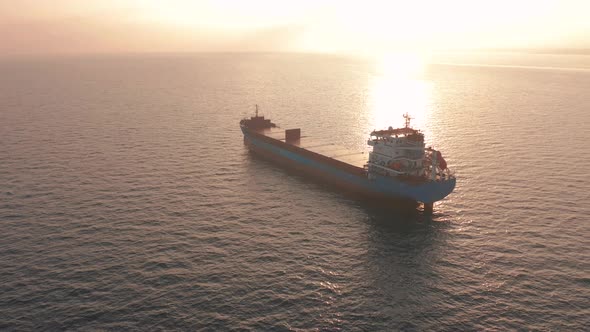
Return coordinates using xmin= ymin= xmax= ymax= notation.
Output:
xmin=403 ymin=112 xmax=412 ymax=128
xmin=255 ymin=104 xmax=259 ymax=117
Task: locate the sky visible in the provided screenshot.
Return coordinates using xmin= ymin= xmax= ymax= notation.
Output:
xmin=1 ymin=0 xmax=589 ymax=56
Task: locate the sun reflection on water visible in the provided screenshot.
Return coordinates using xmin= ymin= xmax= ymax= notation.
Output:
xmin=367 ymin=53 xmax=433 ymax=140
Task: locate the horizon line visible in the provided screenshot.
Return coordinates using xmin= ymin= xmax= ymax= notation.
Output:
xmin=2 ymin=47 xmax=590 ymax=60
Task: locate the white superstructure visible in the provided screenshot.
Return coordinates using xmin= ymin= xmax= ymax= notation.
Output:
xmin=366 ymin=113 xmax=453 ymax=182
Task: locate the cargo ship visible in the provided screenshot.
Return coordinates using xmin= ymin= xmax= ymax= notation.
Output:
xmin=240 ymin=105 xmax=455 ymax=213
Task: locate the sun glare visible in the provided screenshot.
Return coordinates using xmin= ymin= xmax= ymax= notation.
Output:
xmin=367 ymin=53 xmax=432 ymax=135
xmin=2 ymin=0 xmax=589 ymax=55
xmin=378 ymin=53 xmax=425 ymax=78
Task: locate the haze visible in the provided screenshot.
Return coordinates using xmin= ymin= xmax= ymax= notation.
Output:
xmin=2 ymin=0 xmax=589 ymax=56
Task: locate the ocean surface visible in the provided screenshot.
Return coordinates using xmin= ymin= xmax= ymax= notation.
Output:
xmin=1 ymin=52 xmax=589 ymax=330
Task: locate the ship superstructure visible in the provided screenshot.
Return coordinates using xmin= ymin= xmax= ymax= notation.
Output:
xmin=367 ymin=113 xmax=453 ymax=183
xmin=240 ymin=106 xmax=455 ymax=213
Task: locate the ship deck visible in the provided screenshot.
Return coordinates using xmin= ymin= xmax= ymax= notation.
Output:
xmin=262 ymin=128 xmax=367 ymax=169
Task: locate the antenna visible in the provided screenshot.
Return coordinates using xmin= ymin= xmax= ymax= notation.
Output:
xmin=403 ymin=113 xmax=412 ymax=128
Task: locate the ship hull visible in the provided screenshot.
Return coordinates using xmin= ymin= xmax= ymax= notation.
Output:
xmin=242 ymin=127 xmax=455 ymax=204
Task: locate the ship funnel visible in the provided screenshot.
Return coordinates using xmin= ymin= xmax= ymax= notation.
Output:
xmin=285 ymin=128 xmax=301 ymax=143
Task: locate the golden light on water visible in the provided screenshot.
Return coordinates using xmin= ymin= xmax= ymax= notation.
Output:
xmin=368 ymin=53 xmax=432 ymax=134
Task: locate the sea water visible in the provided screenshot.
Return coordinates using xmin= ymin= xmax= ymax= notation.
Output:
xmin=1 ymin=52 xmax=589 ymax=330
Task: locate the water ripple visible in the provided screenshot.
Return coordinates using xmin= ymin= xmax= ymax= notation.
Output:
xmin=0 ymin=54 xmax=588 ymax=330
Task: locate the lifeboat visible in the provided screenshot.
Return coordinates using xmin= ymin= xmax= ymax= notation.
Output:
xmin=388 ymin=161 xmax=402 ymax=171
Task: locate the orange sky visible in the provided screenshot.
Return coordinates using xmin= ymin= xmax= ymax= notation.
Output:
xmin=1 ymin=0 xmax=589 ymax=56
